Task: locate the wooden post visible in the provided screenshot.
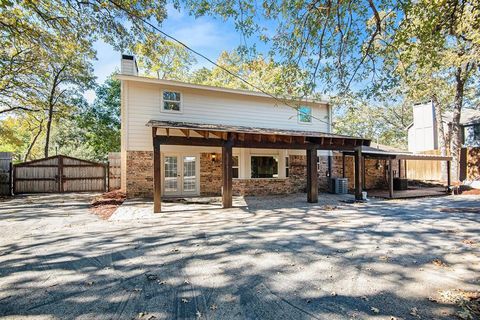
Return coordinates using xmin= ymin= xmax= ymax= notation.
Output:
xmin=398 ymin=159 xmax=402 ymax=178
xmin=59 ymin=155 xmax=64 ymax=193
xmin=104 ymin=163 xmax=108 ymax=192
xmin=8 ymin=162 xmax=13 ymax=196
xmin=342 ymin=153 xmax=346 ymax=178
xmin=447 ymin=160 xmax=451 ymax=187
xmin=306 ymin=146 xmax=318 ymax=203
xmin=222 ymin=133 xmax=234 ymax=208
xmin=354 ymin=147 xmax=363 ymax=200
xmin=153 ymin=136 xmax=162 ymax=213
xmin=389 ymin=158 xmax=394 ymax=199
xmin=362 ymin=156 xmax=366 ymax=189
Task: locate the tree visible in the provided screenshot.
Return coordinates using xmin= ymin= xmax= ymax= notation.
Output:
xmin=190 ymin=51 xmax=312 ymax=99
xmin=74 ymin=76 xmax=121 ymax=160
xmin=135 ymin=36 xmax=196 ymax=80
xmin=388 ymin=0 xmax=480 ymax=179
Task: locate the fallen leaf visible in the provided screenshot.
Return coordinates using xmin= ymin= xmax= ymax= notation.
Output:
xmin=432 ymin=258 xmax=449 ymax=268
xmin=210 ymin=304 xmax=218 ymax=310
xmin=371 ymin=307 xmax=380 ymax=313
xmin=361 ymin=296 xmax=369 ymax=301
xmin=462 ymin=239 xmax=475 ymax=245
xmin=146 ymin=274 xmax=158 ymax=281
xmin=410 ymin=307 xmax=418 ymax=317
xmin=331 ymin=291 xmax=337 ymax=296
xmin=181 ymin=298 xmax=189 ymax=303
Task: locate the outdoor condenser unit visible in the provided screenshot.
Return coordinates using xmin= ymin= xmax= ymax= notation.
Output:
xmin=329 ymin=178 xmax=349 ymax=194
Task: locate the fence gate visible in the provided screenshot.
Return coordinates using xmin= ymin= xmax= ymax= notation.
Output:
xmin=14 ymin=155 xmax=107 ymax=193
xmin=0 ymin=152 xmax=12 ymax=196
xmin=108 ymin=152 xmax=121 ymax=191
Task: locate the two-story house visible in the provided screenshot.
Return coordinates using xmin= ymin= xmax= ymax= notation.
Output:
xmin=407 ymin=101 xmax=480 ymax=152
xmin=117 ymin=55 xmax=369 ymax=212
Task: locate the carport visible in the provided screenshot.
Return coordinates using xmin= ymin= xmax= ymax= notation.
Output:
xmin=148 ymin=120 xmax=370 ymax=212
xmin=342 ymin=146 xmax=453 ymax=199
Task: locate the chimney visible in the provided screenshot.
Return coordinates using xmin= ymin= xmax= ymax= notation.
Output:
xmin=121 ymin=54 xmax=138 ymax=76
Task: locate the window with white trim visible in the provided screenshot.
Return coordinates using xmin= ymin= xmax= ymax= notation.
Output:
xmin=233 ymin=155 xmax=239 ymax=178
xmin=251 ymin=156 xmax=278 ymax=178
xmin=298 ymin=106 xmax=312 ymax=123
xmin=285 ymin=156 xmax=289 ymax=177
xmin=162 ymin=91 xmax=181 ymax=112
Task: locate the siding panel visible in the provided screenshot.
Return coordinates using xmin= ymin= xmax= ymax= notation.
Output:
xmin=125 ymin=82 xmax=329 ymax=151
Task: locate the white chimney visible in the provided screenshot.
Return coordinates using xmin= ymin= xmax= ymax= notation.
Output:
xmin=121 ymin=54 xmax=138 ymax=76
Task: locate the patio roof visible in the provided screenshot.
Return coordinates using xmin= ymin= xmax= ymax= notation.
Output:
xmin=147 ymin=120 xmax=371 ymax=151
xmin=343 ymin=146 xmax=452 ymax=161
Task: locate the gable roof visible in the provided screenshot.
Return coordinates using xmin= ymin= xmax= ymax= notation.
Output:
xmin=443 ymin=108 xmax=480 ymax=126
xmin=116 ymin=74 xmax=328 ymax=105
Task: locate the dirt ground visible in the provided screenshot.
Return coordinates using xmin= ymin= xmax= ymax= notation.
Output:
xmin=0 ymin=193 xmax=479 ymax=320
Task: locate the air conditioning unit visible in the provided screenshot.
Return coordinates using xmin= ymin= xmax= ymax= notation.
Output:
xmin=329 ymin=178 xmax=348 ymax=194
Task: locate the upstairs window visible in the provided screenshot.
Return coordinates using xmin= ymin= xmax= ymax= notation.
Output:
xmin=298 ymin=106 xmax=312 ymax=123
xmin=163 ymin=91 xmax=182 ymax=112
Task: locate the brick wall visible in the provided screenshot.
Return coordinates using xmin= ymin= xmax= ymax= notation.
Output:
xmin=125 ymin=151 xmax=153 ymax=198
xmin=466 ymin=147 xmax=480 ymax=180
xmin=123 ymin=150 xmax=393 ymax=198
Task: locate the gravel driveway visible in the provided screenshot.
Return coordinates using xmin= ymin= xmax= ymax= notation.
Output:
xmin=0 ymin=193 xmax=479 ymax=319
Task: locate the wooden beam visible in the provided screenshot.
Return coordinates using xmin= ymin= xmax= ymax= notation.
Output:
xmin=165 ymin=128 xmax=169 ymax=137
xmin=197 ymin=130 xmax=209 ymax=139
xmin=342 ymin=153 xmax=346 ymax=178
xmin=180 ymin=129 xmax=190 ymax=138
xmin=306 ymin=147 xmax=318 ymax=203
xmin=210 ymin=131 xmax=223 ymax=139
xmin=222 ymin=133 xmax=234 ymax=208
xmin=388 ymin=159 xmax=394 ymax=199
xmin=157 ymin=136 xmax=224 ymax=147
xmin=354 ymin=147 xmax=363 ymax=200
xmin=153 ymin=138 xmax=161 ymax=213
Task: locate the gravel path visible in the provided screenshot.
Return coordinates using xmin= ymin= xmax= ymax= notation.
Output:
xmin=0 ymin=193 xmax=479 ymax=319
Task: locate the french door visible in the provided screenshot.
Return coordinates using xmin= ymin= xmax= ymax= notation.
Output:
xmin=163 ymin=154 xmax=199 ymax=196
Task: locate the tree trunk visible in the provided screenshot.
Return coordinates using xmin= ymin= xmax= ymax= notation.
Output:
xmin=44 ymin=101 xmax=54 ymax=158
xmin=25 ymin=121 xmax=43 ymax=161
xmin=431 ymin=95 xmax=448 ymax=180
xmin=450 ymin=67 xmax=465 ymax=181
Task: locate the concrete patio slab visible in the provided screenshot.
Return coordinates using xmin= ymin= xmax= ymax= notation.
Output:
xmin=0 ymin=193 xmax=479 ymax=319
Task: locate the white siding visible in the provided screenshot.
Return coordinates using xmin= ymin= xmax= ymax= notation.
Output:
xmin=123 ymin=81 xmax=330 ymax=151
xmin=408 ymin=102 xmax=437 ymax=152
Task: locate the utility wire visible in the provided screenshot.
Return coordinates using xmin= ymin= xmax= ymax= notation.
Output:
xmin=110 ymin=1 xmax=331 ymax=126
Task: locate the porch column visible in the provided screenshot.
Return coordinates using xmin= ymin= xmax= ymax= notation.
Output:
xmin=222 ymin=133 xmax=233 ymax=208
xmin=354 ymin=147 xmax=363 ymax=200
xmin=447 ymin=160 xmax=451 ymax=187
xmin=153 ymin=135 xmax=161 ymax=213
xmin=342 ymin=153 xmax=346 ymax=178
xmin=398 ymin=159 xmax=402 ymax=178
xmin=388 ymin=158 xmax=394 ymax=199
xmin=306 ymin=146 xmax=318 ymax=203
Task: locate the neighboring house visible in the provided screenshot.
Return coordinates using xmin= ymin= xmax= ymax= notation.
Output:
xmin=407 ymin=101 xmax=480 ymax=152
xmin=117 ymin=55 xmax=368 ymax=200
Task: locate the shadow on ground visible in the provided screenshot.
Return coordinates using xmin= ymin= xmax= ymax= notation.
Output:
xmin=0 ymin=193 xmax=479 ymax=319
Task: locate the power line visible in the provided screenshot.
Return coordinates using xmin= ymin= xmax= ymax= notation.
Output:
xmin=110 ymin=1 xmax=330 ymax=126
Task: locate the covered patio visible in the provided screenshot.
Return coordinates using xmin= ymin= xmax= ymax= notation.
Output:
xmin=342 ymin=146 xmax=453 ymax=200
xmin=148 ymin=120 xmax=370 ymax=212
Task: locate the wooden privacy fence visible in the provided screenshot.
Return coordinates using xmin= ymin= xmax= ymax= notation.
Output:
xmin=406 ymin=150 xmax=443 ymax=181
xmin=14 ymin=155 xmax=107 ymax=193
xmin=0 ymin=152 xmax=13 ymax=196
xmin=108 ymin=152 xmax=121 ymax=191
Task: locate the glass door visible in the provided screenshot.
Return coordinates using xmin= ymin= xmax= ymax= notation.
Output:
xmin=182 ymin=156 xmax=197 ymax=195
xmin=164 ymin=155 xmax=179 ymax=196
xmin=163 ymin=154 xmax=198 ymax=196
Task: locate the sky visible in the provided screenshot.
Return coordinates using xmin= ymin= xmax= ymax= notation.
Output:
xmin=85 ymin=4 xmax=249 ymax=103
